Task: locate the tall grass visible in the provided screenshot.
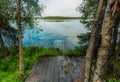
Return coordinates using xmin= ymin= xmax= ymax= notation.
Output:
xmin=1 ymin=46 xmax=119 ymax=82
xmin=0 ymin=46 xmax=60 ymax=82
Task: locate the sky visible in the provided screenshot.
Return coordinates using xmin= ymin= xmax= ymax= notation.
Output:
xmin=39 ymin=0 xmax=82 ymax=17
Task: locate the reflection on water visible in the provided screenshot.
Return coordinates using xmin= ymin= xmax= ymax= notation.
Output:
xmin=23 ymin=19 xmax=87 ymax=49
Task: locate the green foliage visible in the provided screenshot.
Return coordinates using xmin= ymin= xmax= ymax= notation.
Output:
xmin=42 ymin=16 xmax=81 ymax=19
xmin=108 ymin=77 xmax=120 ymax=82
xmin=0 ymin=47 xmax=2 ymax=57
xmin=24 ymin=46 xmax=60 ymax=57
xmin=0 ymin=70 xmax=26 ymax=82
xmin=105 ymin=58 xmax=120 ymax=81
xmin=0 ymin=0 xmax=43 ymax=56
xmin=76 ymin=0 xmax=97 ymax=48
xmin=41 ymin=16 xmax=81 ymax=22
xmin=0 ymin=13 xmax=18 ymax=47
xmin=77 ymin=0 xmax=97 ymax=28
xmin=23 ymin=46 xmax=60 ymax=71
xmin=0 ymin=54 xmax=18 ymax=71
xmin=0 ymin=46 xmax=87 ymax=82
xmin=0 ymin=52 xmax=20 ymax=82
xmin=77 ymin=32 xmax=91 ymax=45
xmin=64 ymin=46 xmax=87 ymax=56
xmin=0 ymin=46 xmax=61 ymax=82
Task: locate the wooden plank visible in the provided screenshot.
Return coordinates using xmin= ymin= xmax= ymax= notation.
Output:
xmin=25 ymin=56 xmax=85 ymax=82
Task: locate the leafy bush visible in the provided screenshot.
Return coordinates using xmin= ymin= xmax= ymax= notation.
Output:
xmin=105 ymin=58 xmax=120 ymax=81
xmin=64 ymin=46 xmax=87 ymax=56
xmin=0 ymin=46 xmax=60 ymax=82
xmin=107 ymin=77 xmax=120 ymax=82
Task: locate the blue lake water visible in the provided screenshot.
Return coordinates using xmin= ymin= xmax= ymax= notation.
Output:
xmin=23 ymin=19 xmax=87 ymax=49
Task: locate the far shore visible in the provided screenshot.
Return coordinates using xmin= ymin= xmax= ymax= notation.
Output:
xmin=34 ymin=16 xmax=81 ymax=19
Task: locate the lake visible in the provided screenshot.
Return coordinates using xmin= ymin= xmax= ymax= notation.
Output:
xmin=23 ymin=19 xmax=87 ymax=50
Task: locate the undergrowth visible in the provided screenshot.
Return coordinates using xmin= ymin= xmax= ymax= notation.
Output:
xmin=0 ymin=46 xmax=60 ymax=82
xmin=0 ymin=46 xmax=119 ymax=82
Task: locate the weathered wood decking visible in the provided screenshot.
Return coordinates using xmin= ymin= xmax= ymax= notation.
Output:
xmin=25 ymin=56 xmax=85 ymax=82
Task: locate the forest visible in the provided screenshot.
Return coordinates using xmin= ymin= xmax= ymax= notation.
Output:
xmin=41 ymin=16 xmax=81 ymax=19
xmin=0 ymin=0 xmax=120 ymax=82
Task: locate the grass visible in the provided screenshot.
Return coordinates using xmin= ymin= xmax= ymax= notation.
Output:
xmin=0 ymin=46 xmax=120 ymax=82
xmin=0 ymin=46 xmax=86 ymax=82
xmin=105 ymin=57 xmax=120 ymax=81
xmin=0 ymin=46 xmax=61 ymax=82
xmin=0 ymin=53 xmax=22 ymax=82
xmin=64 ymin=46 xmax=87 ymax=57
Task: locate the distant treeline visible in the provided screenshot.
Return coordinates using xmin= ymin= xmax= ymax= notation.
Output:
xmin=41 ymin=16 xmax=81 ymax=19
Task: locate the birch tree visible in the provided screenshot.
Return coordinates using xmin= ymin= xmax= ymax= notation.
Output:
xmin=17 ymin=0 xmax=24 ymax=77
xmin=16 ymin=0 xmax=42 ymax=77
xmin=93 ymin=0 xmax=120 ymax=81
xmin=85 ymin=0 xmax=106 ymax=81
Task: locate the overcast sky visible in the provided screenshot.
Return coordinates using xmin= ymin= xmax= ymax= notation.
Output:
xmin=39 ymin=0 xmax=82 ymax=17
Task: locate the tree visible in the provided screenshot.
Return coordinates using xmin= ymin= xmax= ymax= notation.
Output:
xmin=77 ymin=0 xmax=97 ymax=29
xmin=17 ymin=0 xmax=24 ymax=77
xmin=1 ymin=0 xmax=42 ymax=77
xmin=110 ymin=12 xmax=120 ymax=58
xmin=0 ymin=28 xmax=9 ymax=56
xmin=93 ymin=0 xmax=120 ymax=81
xmin=16 ymin=0 xmax=42 ymax=77
xmin=116 ymin=35 xmax=120 ymax=61
xmin=84 ymin=0 xmax=107 ymax=81
xmin=15 ymin=0 xmax=43 ymax=77
xmin=0 ymin=0 xmax=18 ymax=56
xmin=0 ymin=0 xmax=42 ymax=77
xmin=0 ymin=19 xmax=18 ymax=57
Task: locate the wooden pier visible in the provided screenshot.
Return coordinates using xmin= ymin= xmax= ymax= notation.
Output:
xmin=25 ymin=56 xmax=85 ymax=82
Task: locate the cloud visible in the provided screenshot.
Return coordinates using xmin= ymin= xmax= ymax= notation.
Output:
xmin=39 ymin=0 xmax=82 ymax=17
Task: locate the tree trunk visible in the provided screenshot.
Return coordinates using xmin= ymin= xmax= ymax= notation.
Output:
xmin=93 ymin=0 xmax=120 ymax=82
xmin=0 ymin=28 xmax=9 ymax=56
xmin=110 ymin=14 xmax=120 ymax=57
xmin=85 ymin=0 xmax=105 ymax=81
xmin=17 ymin=0 xmax=24 ymax=77
xmin=116 ymin=35 xmax=120 ymax=62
